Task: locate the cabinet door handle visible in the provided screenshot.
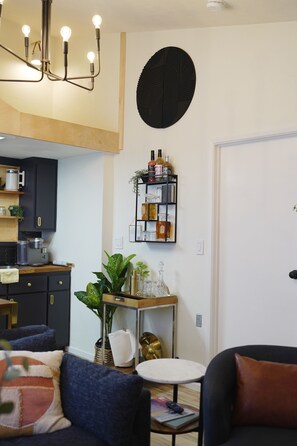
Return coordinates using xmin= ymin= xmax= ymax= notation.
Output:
xmin=37 ymin=216 xmax=42 ymax=227
xmin=27 ymin=282 xmax=32 ymax=287
xmin=58 ymin=280 xmax=63 ymax=285
xmin=50 ymin=294 xmax=55 ymax=305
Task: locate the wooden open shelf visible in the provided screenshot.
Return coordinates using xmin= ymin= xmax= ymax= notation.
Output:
xmin=0 ymin=216 xmax=19 ymax=219
xmin=0 ymin=190 xmax=24 ymax=195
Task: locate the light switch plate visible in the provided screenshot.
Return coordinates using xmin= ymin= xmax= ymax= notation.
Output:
xmin=196 ymin=240 xmax=204 ymax=255
xmin=114 ymin=236 xmax=123 ymax=249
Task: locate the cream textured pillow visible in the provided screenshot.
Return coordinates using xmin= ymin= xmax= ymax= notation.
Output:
xmin=0 ymin=350 xmax=71 ymax=438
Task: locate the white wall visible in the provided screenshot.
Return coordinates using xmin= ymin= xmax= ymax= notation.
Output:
xmin=113 ymin=21 xmax=297 ymax=366
xmin=1 ymin=17 xmax=297 ymax=365
xmin=49 ymin=152 xmax=112 ymax=360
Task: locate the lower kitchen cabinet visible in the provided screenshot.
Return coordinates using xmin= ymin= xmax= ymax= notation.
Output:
xmin=12 ymin=292 xmax=47 ymax=327
xmin=4 ymin=270 xmax=70 ymax=348
xmin=48 ymin=273 xmax=70 ymax=347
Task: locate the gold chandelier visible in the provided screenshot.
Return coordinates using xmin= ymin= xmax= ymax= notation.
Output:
xmin=0 ymin=0 xmax=102 ymax=91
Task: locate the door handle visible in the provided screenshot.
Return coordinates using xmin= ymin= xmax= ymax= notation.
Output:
xmin=289 ymin=270 xmax=297 ymax=279
xmin=50 ymin=294 xmax=55 ymax=305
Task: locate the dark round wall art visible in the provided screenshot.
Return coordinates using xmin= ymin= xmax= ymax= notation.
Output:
xmin=136 ymin=46 xmax=196 ymax=129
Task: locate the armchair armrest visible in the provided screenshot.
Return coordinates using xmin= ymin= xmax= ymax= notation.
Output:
xmin=203 ymin=349 xmax=237 ymax=446
xmin=60 ymin=353 xmax=150 ymax=446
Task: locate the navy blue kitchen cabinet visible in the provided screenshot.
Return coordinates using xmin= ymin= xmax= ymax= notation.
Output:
xmin=4 ymin=270 xmax=70 ymax=348
xmin=19 ymin=157 xmax=58 ymax=232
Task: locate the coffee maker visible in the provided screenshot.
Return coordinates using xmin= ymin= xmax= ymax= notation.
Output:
xmin=17 ymin=238 xmax=49 ymax=266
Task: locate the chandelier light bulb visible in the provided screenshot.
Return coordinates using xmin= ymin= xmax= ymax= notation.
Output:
xmin=60 ymin=26 xmax=72 ymax=42
xmin=22 ymin=24 xmax=31 ymax=37
xmin=87 ymin=51 xmax=95 ymax=63
xmin=92 ymin=15 xmax=102 ymax=29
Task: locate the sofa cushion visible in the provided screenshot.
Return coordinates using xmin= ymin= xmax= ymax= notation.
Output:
xmin=0 ymin=350 xmax=70 ymax=438
xmin=232 ymin=353 xmax=297 ymax=428
xmin=61 ymin=354 xmax=144 ymax=446
xmin=0 ymin=425 xmax=107 ymax=446
xmin=0 ymin=325 xmax=50 ymax=341
xmin=8 ymin=329 xmax=57 ymax=352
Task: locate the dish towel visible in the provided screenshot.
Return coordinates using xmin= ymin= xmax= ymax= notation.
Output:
xmin=0 ymin=268 xmax=19 ymax=284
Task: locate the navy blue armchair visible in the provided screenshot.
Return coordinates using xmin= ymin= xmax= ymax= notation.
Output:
xmin=203 ymin=345 xmax=297 ymax=446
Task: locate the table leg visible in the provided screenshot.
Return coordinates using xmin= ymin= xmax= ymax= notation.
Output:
xmin=135 ymin=309 xmax=140 ymax=367
xmin=102 ymin=303 xmax=106 ymax=364
xmin=172 ymin=304 xmax=176 ymax=358
xmin=198 ymin=377 xmax=204 ymax=446
xmin=172 ymin=433 xmax=176 ymax=446
xmin=171 ymin=384 xmax=178 ymax=446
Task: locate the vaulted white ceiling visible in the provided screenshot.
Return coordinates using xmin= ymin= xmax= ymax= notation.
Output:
xmin=4 ymin=0 xmax=297 ymax=34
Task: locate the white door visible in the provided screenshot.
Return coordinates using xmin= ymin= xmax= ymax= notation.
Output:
xmin=216 ymin=134 xmax=297 ymax=352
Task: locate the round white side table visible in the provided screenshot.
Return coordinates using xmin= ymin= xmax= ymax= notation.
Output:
xmin=136 ymin=358 xmax=206 ymax=446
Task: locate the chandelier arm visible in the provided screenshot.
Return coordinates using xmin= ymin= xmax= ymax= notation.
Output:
xmin=65 ymin=78 xmax=94 ymax=91
xmin=45 ymin=73 xmax=94 ymax=91
xmin=64 ymin=59 xmax=101 ymax=81
xmin=45 ymin=59 xmax=100 ymax=81
xmin=0 ymin=44 xmax=44 ymax=82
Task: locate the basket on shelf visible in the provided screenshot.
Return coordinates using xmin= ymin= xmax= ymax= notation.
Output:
xmin=94 ymin=343 xmax=114 ymax=366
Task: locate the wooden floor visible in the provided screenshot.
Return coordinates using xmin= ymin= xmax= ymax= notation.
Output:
xmin=145 ymin=381 xmax=201 ymax=446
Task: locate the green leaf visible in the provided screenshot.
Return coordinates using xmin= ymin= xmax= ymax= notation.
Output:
xmin=3 ymin=368 xmax=21 ymax=381
xmin=22 ymin=357 xmax=29 ymax=372
xmin=74 ymin=251 xmax=136 ymax=330
xmin=0 ymin=340 xmax=12 ymax=351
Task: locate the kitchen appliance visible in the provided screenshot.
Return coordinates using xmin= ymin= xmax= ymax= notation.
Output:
xmin=17 ymin=240 xmax=28 ymax=265
xmin=17 ymin=238 xmax=49 ymax=266
xmin=0 ymin=242 xmax=17 ymax=266
xmin=27 ymin=238 xmax=48 ymax=265
xmin=5 ymin=169 xmax=25 ymax=191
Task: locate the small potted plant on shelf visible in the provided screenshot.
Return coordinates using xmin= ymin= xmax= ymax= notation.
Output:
xmin=8 ymin=205 xmax=24 ymax=221
xmin=129 ymin=169 xmax=148 ymax=194
xmin=134 ymin=261 xmax=150 ymax=295
xmin=74 ymin=251 xmax=136 ymax=365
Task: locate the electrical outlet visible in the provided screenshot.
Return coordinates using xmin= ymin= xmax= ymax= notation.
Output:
xmin=196 ymin=314 xmax=202 ymax=328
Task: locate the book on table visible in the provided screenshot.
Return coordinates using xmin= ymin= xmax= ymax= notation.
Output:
xmin=163 ymin=412 xmax=200 ymax=429
xmin=151 ymin=396 xmax=199 ymax=425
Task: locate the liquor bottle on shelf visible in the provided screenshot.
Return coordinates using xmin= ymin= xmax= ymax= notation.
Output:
xmin=163 ymin=155 xmax=173 ymax=179
xmin=154 ymin=149 xmax=164 ymax=181
xmin=148 ymin=150 xmax=156 ymax=183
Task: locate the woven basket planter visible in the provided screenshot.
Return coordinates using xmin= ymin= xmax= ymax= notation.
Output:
xmin=94 ymin=343 xmax=114 ymax=366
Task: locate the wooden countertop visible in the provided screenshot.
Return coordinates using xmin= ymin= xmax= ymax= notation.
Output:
xmin=18 ymin=265 xmax=72 ymax=274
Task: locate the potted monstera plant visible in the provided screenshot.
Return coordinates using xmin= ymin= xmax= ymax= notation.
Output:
xmin=74 ymin=251 xmax=136 ymax=365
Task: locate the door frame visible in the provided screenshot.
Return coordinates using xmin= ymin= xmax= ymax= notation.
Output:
xmin=210 ymin=129 xmax=297 ymax=358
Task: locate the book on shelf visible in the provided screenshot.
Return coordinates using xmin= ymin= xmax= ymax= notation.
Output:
xmin=163 ymin=412 xmax=200 ymax=429
xmin=151 ymin=396 xmax=199 ymax=424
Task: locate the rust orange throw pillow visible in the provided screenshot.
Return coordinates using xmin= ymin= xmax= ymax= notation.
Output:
xmin=0 ymin=350 xmax=70 ymax=438
xmin=232 ymin=353 xmax=297 ymax=428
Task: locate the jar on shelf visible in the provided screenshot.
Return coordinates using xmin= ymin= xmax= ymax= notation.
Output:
xmin=0 ymin=206 xmax=6 ymax=216
xmin=156 ymin=214 xmax=171 ymax=239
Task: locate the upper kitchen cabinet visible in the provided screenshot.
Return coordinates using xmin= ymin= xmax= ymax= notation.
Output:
xmin=19 ymin=157 xmax=58 ymax=232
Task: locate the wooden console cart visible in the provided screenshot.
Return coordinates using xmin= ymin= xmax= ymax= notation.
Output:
xmin=102 ymin=293 xmax=178 ymax=367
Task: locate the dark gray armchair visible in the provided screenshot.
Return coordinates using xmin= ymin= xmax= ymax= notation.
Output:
xmin=203 ymin=345 xmax=297 ymax=446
